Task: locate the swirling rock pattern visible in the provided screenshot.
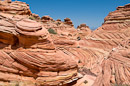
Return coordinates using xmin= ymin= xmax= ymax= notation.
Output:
xmin=0 ymin=0 xmax=130 ymax=86
xmin=0 ymin=1 xmax=79 ymax=86
xmin=93 ymin=47 xmax=130 ymax=86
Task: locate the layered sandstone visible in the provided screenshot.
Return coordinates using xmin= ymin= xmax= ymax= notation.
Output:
xmin=0 ymin=0 xmax=80 ymax=86
xmin=64 ymin=18 xmax=74 ymax=26
xmin=76 ymin=3 xmax=130 ymax=72
xmin=0 ymin=0 xmax=31 ymax=15
xmin=77 ymin=24 xmax=92 ymax=40
xmin=38 ymin=4 xmax=130 ymax=86
xmin=93 ymin=46 xmax=130 ymax=86
xmin=54 ymin=3 xmax=130 ymax=86
xmin=41 ymin=16 xmax=54 ymax=23
xmin=105 ymin=4 xmax=130 ymax=24
xmin=0 ymin=17 xmax=79 ymax=85
xmin=0 ymin=0 xmax=130 ymax=86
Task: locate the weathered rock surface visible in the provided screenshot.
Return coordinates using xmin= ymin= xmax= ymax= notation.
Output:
xmin=75 ymin=3 xmax=130 ymax=74
xmin=41 ymin=16 xmax=54 ymax=23
xmin=105 ymin=4 xmax=130 ymax=24
xmin=39 ymin=3 xmax=130 ymax=86
xmin=93 ymin=46 xmax=130 ymax=86
xmin=0 ymin=0 xmax=31 ymax=15
xmin=0 ymin=0 xmax=130 ymax=86
xmin=77 ymin=24 xmax=92 ymax=40
xmin=50 ymin=3 xmax=130 ymax=86
xmin=16 ymin=19 xmax=55 ymax=49
xmin=0 ymin=0 xmax=79 ymax=86
xmin=64 ymin=18 xmax=74 ymax=26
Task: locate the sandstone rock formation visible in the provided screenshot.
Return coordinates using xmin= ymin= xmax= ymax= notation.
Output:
xmin=41 ymin=16 xmax=54 ymax=23
xmin=93 ymin=46 xmax=130 ymax=86
xmin=31 ymin=13 xmax=41 ymax=21
xmin=0 ymin=20 xmax=79 ymax=85
xmin=75 ymin=3 xmax=130 ymax=73
xmin=51 ymin=3 xmax=130 ymax=86
xmin=0 ymin=0 xmax=130 ymax=86
xmin=39 ymin=3 xmax=130 ymax=86
xmin=0 ymin=0 xmax=80 ymax=86
xmin=64 ymin=18 xmax=74 ymax=26
xmin=77 ymin=24 xmax=92 ymax=40
xmin=0 ymin=0 xmax=31 ymax=15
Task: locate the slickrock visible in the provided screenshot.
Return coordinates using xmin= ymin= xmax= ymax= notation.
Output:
xmin=78 ymin=4 xmax=130 ymax=86
xmin=0 ymin=17 xmax=79 ymax=85
xmin=39 ymin=3 xmax=130 ymax=86
xmin=93 ymin=46 xmax=130 ymax=86
xmin=49 ymin=4 xmax=130 ymax=86
xmin=75 ymin=4 xmax=130 ymax=75
xmin=0 ymin=0 xmax=130 ymax=85
xmin=0 ymin=0 xmax=79 ymax=86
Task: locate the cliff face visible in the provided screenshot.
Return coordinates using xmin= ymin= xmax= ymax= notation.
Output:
xmin=0 ymin=0 xmax=130 ymax=86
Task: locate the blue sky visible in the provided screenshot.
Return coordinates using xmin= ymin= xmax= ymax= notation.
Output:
xmin=13 ymin=0 xmax=129 ymax=29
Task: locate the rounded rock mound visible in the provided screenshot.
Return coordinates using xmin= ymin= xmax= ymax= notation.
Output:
xmin=16 ymin=19 xmax=55 ymax=49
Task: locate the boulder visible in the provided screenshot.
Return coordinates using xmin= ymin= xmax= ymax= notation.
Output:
xmin=64 ymin=18 xmax=73 ymax=26
xmin=41 ymin=15 xmax=54 ymax=23
xmin=56 ymin=19 xmax=61 ymax=21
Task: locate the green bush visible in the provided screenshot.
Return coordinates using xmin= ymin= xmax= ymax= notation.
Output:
xmin=48 ymin=28 xmax=57 ymax=34
xmin=29 ymin=16 xmax=35 ymax=20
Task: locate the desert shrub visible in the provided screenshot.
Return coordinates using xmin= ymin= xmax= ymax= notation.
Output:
xmin=84 ymin=80 xmax=88 ymax=84
xmin=29 ymin=16 xmax=35 ymax=20
xmin=77 ymin=36 xmax=81 ymax=41
xmin=56 ymin=22 xmax=61 ymax=26
xmin=48 ymin=28 xmax=57 ymax=34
